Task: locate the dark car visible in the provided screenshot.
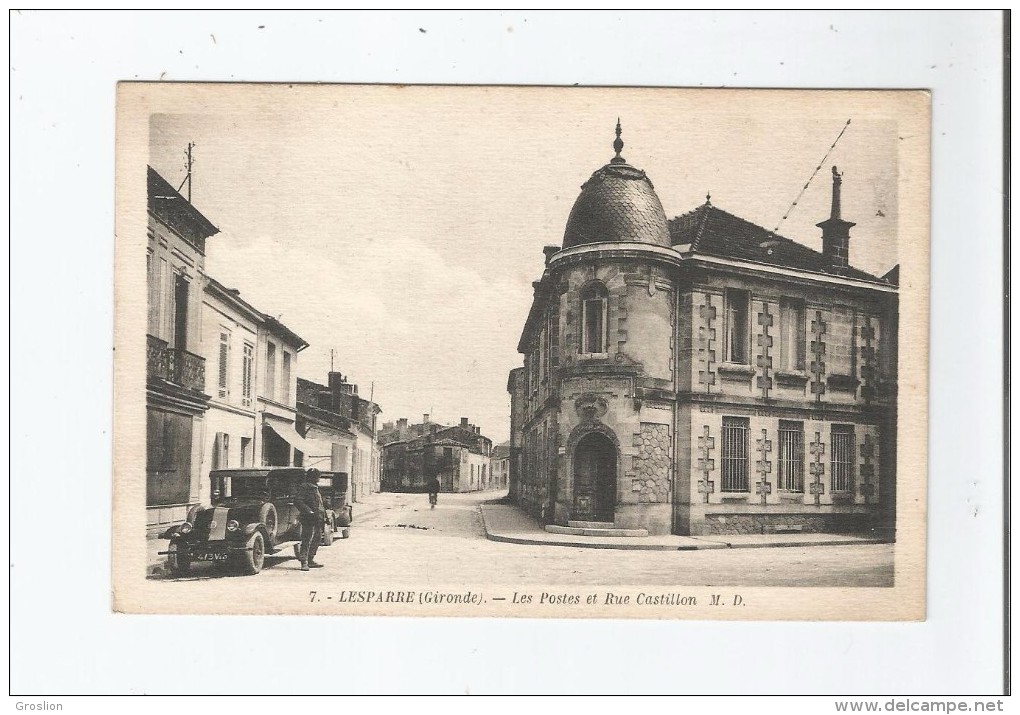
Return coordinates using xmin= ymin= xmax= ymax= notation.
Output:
xmin=317 ymin=471 xmax=353 ymax=542
xmin=161 ymin=467 xmax=310 ymax=576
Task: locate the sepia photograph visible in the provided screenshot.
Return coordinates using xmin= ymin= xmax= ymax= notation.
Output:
xmin=114 ymin=84 xmax=929 ymax=619
xmin=12 ymin=8 xmax=1006 ymax=700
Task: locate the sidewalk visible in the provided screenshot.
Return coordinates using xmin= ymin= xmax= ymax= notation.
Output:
xmin=479 ymin=502 xmax=889 ymax=551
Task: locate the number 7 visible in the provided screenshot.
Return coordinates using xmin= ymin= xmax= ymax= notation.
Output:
xmin=309 ymin=591 xmax=317 ymax=602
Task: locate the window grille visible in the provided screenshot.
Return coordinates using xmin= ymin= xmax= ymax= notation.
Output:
xmin=721 ymin=417 xmax=750 ymax=492
xmin=830 ymin=424 xmax=855 ymax=492
xmin=778 ymin=420 xmax=804 ymax=491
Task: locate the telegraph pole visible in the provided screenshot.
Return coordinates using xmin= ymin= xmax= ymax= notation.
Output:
xmin=177 ymin=142 xmax=195 ymax=202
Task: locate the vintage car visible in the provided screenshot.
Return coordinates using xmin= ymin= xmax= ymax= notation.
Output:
xmin=317 ymin=471 xmax=353 ymax=541
xmin=161 ymin=467 xmax=315 ymax=576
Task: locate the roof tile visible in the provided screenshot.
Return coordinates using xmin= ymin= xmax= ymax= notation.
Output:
xmin=669 ymin=203 xmax=884 ymax=282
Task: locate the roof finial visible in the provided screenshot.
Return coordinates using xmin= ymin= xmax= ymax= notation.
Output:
xmin=830 ymin=165 xmax=843 ymax=220
xmin=611 ymin=118 xmax=626 ymax=164
xmin=706 ymin=191 xmax=712 ymax=205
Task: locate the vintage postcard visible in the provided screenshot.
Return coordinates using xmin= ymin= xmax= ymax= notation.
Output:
xmin=113 ymin=84 xmax=929 ymax=619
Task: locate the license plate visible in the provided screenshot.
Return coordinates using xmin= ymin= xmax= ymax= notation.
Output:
xmin=195 ymin=552 xmax=229 ymax=562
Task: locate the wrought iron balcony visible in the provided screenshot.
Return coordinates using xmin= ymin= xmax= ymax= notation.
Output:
xmin=147 ymin=334 xmax=206 ymax=392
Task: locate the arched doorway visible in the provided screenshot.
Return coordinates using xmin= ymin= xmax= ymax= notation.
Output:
xmin=573 ymin=431 xmax=617 ymax=522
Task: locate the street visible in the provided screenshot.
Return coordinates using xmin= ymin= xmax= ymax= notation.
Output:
xmin=154 ymin=490 xmax=894 ymax=588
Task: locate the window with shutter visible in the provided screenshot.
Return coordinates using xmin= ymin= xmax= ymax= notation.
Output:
xmin=218 ymin=331 xmax=230 ymax=398
xmin=241 ymin=342 xmax=254 ymax=407
xmin=581 ymin=283 xmax=608 ymax=355
xmin=725 ymin=289 xmax=750 ymax=364
xmin=265 ymin=342 xmax=276 ymax=399
xmin=829 ymin=305 xmax=856 ymax=377
xmin=779 ymin=298 xmax=806 ymax=371
xmin=282 ymin=351 xmax=292 ymax=404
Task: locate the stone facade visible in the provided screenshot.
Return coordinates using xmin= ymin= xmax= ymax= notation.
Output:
xmin=632 ymin=423 xmax=671 ymax=504
xmin=508 ymin=129 xmax=898 ymax=537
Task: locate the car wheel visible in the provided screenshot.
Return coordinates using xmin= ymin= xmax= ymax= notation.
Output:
xmin=259 ymin=503 xmax=278 ymax=546
xmin=167 ymin=543 xmax=190 ymax=575
xmin=240 ymin=532 xmax=265 ymax=575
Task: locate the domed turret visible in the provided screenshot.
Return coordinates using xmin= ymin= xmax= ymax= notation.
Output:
xmin=562 ymin=121 xmax=671 ymax=249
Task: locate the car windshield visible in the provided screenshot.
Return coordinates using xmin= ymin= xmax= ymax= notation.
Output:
xmin=226 ymin=476 xmax=270 ymax=498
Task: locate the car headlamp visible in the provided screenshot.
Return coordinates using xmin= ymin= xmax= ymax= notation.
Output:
xmin=226 ymin=520 xmax=239 ymax=532
xmin=179 ymin=522 xmax=193 ymax=535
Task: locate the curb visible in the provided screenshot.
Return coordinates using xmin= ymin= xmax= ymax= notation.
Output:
xmin=479 ymin=505 xmax=890 ymax=552
xmin=693 ymin=536 xmax=891 ymax=550
xmin=484 ymin=531 xmax=697 ymax=551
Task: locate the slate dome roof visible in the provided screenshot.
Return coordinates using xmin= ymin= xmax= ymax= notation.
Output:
xmin=562 ymin=123 xmax=671 ymax=249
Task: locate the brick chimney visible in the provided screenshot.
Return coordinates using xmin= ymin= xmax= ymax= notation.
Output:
xmin=460 ymin=417 xmax=469 ymax=427
xmin=817 ymin=166 xmax=855 ymax=270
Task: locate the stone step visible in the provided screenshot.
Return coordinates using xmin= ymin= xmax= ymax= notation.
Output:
xmin=567 ymin=520 xmax=616 ymax=529
xmin=545 ymin=524 xmax=649 ymax=538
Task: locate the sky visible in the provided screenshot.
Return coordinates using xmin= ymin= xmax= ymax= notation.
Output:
xmin=148 ymin=86 xmax=907 ymax=444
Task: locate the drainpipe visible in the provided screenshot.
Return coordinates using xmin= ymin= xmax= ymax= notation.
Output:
xmin=671 ymin=275 xmax=681 ymax=535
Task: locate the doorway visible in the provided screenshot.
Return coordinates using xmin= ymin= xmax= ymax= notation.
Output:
xmin=572 ymin=431 xmax=617 ymax=522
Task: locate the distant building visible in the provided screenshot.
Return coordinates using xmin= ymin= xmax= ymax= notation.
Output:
xmin=491 ymin=444 xmax=511 ymax=490
xmin=380 ymin=416 xmax=494 ymax=493
xmin=146 ymin=167 xmax=218 ymax=535
xmin=297 ymin=372 xmax=381 ymax=501
xmin=509 ymin=126 xmax=898 ymax=536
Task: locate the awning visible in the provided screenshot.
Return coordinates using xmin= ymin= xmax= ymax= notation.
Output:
xmin=264 ymin=419 xmax=318 ymax=454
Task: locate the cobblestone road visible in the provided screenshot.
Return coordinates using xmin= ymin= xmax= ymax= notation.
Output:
xmin=157 ymin=490 xmax=894 ymax=588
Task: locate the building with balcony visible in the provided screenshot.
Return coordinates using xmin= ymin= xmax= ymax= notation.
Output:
xmin=508 ymin=126 xmax=898 ymax=537
xmin=146 ymin=167 xmax=218 ymax=534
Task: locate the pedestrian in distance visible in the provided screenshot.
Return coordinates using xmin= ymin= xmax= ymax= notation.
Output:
xmin=427 ymin=475 xmax=441 ymax=509
xmin=295 ymin=468 xmax=327 ymax=571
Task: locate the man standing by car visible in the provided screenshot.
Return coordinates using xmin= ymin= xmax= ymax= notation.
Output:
xmin=294 ymin=468 xmax=326 ymax=571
